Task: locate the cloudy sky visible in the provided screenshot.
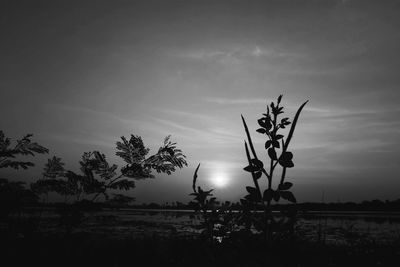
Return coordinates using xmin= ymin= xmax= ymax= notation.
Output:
xmin=1 ymin=0 xmax=399 ymax=203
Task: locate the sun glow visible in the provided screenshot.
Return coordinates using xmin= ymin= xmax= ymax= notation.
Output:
xmin=211 ymin=172 xmax=229 ymax=188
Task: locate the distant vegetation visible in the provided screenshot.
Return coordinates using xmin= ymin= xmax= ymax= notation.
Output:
xmin=121 ymin=199 xmax=400 ymax=212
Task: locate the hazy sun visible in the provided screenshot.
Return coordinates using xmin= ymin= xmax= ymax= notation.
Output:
xmin=211 ymin=173 xmax=229 ymax=188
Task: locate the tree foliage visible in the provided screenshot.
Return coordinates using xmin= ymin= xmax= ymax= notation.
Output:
xmin=0 ymin=130 xmax=48 ymax=169
xmin=0 ymin=130 xmax=47 ymax=218
xmin=31 ymin=134 xmax=187 ymax=202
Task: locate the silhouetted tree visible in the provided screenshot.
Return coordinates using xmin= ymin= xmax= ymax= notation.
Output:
xmin=31 ymin=135 xmax=187 ymax=202
xmin=0 ymin=130 xmax=47 ymax=233
xmin=0 ymin=130 xmax=48 ymax=169
xmin=106 ymin=194 xmax=135 ymax=209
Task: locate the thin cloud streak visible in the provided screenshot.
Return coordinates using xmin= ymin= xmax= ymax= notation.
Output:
xmin=175 ymin=45 xmax=304 ymax=63
xmin=153 ymin=117 xmax=240 ymax=146
xmin=204 ymin=97 xmax=267 ymax=105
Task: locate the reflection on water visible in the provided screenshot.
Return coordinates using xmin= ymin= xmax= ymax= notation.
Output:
xmin=5 ymin=208 xmax=400 ymax=243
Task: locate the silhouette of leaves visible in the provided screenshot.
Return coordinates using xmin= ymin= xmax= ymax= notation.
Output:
xmin=32 ymin=134 xmax=186 ymax=202
xmin=121 ymin=163 xmax=153 ymax=179
xmin=192 ymin=163 xmax=200 ymax=192
xmin=109 ymin=179 xmax=135 ymax=190
xmin=116 ymin=135 xmax=149 ymax=165
xmin=273 ymin=190 xmax=280 ymax=201
xmin=246 ymin=186 xmax=261 ymax=201
xmin=0 ymin=161 xmax=34 ymax=169
xmin=265 ymin=140 xmax=272 ymax=149
xmin=278 ymin=182 xmax=293 ymax=191
xmin=283 ymin=100 xmax=308 ymax=151
xmin=278 ymin=152 xmax=294 ymax=168
xmin=144 ymin=135 xmax=187 ymax=175
xmin=263 ymin=189 xmax=273 ymax=202
xmin=0 ymin=130 xmax=48 ymax=169
xmin=268 ymin=148 xmax=278 ymax=160
xmin=280 ymin=191 xmax=297 ymax=203
xmin=241 ymin=95 xmax=307 ymax=239
xmin=43 ymin=156 xmax=65 ymax=178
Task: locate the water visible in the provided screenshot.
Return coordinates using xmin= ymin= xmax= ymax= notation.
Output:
xmin=5 ymin=208 xmax=400 ymax=243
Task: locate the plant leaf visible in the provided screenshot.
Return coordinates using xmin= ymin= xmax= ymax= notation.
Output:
xmin=192 ymin=163 xmax=200 ymax=193
xmin=273 ymin=190 xmax=280 ymax=202
xmin=246 ymin=186 xmax=258 ymax=195
xmin=278 ymin=182 xmax=293 ymax=191
xmin=241 ymin=115 xmax=258 ymax=160
xmin=278 ymin=151 xmax=294 ymax=168
xmin=284 ymin=100 xmax=308 ymax=151
xmin=268 ymin=148 xmax=277 ymax=160
xmin=272 ymin=140 xmax=280 ymax=148
xmin=251 ymin=158 xmax=263 ymax=169
xmin=265 ymin=140 xmax=272 ymax=149
xmin=244 ymin=165 xmax=259 ymax=172
xmin=280 ymin=191 xmax=297 ymax=203
xmin=256 ymin=128 xmax=266 ymax=134
xmin=277 ymin=95 xmax=282 ymax=104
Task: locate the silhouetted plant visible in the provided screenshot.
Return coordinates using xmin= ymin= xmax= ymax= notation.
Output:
xmin=0 ymin=130 xmax=48 ymax=235
xmin=190 ymin=164 xmax=240 ymax=241
xmin=31 ymin=134 xmax=187 ymax=232
xmin=32 ymin=135 xmax=187 ymax=202
xmin=241 ymin=95 xmax=308 ymax=241
xmin=0 ymin=131 xmax=48 ymax=205
xmin=190 ymin=164 xmax=220 ymax=239
xmin=0 ymin=130 xmax=48 ymax=169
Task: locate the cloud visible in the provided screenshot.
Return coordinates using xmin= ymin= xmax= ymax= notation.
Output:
xmin=178 ymin=50 xmax=230 ymax=60
xmin=152 ymin=117 xmax=240 ymax=146
xmin=157 ymin=108 xmax=220 ymax=122
xmin=175 ymin=45 xmax=303 ymax=65
xmin=44 ymin=132 xmax=114 ymax=149
xmin=46 ymin=103 xmax=140 ymax=125
xmin=204 ymin=97 xmax=266 ymax=105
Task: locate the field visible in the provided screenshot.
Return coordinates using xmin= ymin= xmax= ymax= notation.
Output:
xmin=2 ymin=209 xmax=400 ymax=267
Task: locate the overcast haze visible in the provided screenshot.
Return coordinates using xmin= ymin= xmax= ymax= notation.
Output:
xmin=1 ymin=0 xmax=399 ymax=203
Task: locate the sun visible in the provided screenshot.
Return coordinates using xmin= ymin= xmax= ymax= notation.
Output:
xmin=211 ymin=172 xmax=229 ymax=188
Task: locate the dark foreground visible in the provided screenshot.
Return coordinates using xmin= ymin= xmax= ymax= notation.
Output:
xmin=2 ymin=231 xmax=400 ymax=267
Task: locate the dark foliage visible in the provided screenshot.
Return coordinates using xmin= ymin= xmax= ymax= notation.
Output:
xmin=0 ymin=130 xmax=48 ymax=169
xmin=0 ymin=178 xmax=38 ymax=218
xmin=31 ymin=135 xmax=187 ymax=202
xmin=240 ymin=95 xmax=307 ymax=240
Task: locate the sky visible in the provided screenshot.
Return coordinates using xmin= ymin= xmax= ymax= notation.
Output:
xmin=1 ymin=0 xmax=399 ymax=204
